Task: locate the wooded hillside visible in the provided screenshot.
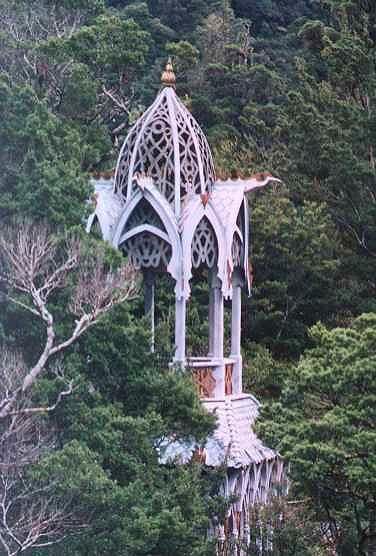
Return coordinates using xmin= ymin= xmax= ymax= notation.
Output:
xmin=0 ymin=1 xmax=375 ymax=554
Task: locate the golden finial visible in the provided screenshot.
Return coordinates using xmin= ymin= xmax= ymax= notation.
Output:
xmin=161 ymin=58 xmax=176 ymax=87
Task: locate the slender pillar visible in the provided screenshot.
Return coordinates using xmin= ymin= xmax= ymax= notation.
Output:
xmin=208 ymin=271 xmax=215 ymax=357
xmin=174 ymin=295 xmax=186 ymax=365
xmin=210 ymin=269 xmax=224 ymax=397
xmin=230 ymin=270 xmax=243 ymax=394
xmin=213 ymin=283 xmax=224 ymax=359
xmin=144 ymin=271 xmax=155 ymax=353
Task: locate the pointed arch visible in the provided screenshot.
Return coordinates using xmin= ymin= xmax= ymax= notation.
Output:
xmin=86 ymin=213 xmax=101 ymax=236
xmin=112 ymin=186 xmax=182 ymax=291
xmin=191 ymin=216 xmax=218 ymax=270
xmin=181 ymin=198 xmax=226 ymax=297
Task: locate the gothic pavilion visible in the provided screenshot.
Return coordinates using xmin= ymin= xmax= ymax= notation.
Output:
xmin=88 ymin=61 xmax=284 ymax=543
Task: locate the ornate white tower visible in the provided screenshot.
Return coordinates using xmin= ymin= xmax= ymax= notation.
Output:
xmin=88 ymin=61 xmax=284 ymax=548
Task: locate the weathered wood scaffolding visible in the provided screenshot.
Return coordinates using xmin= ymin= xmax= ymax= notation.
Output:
xmin=88 ymin=60 xmax=285 ymax=550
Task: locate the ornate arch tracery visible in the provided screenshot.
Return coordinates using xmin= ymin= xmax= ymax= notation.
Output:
xmin=181 ymin=198 xmax=226 ymax=297
xmin=115 ymin=199 xmax=171 ymax=269
xmin=127 ymin=94 xmax=176 ymax=204
xmin=112 ymin=185 xmax=183 ymax=295
xmin=120 ymin=233 xmax=172 ymax=270
xmin=123 ymin=197 xmax=166 ymax=233
xmin=89 ymin=215 xmax=103 ymax=240
xmin=191 ymin=217 xmax=218 ymax=269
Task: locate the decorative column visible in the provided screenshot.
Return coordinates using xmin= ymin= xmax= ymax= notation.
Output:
xmin=208 ymin=272 xmax=215 ymax=357
xmin=213 ymin=285 xmax=224 ymax=359
xmin=209 ymin=268 xmax=224 ymax=396
xmin=144 ymin=270 xmax=155 ymax=353
xmin=230 ymin=269 xmax=243 ymax=394
xmin=174 ymin=294 xmax=186 ymax=365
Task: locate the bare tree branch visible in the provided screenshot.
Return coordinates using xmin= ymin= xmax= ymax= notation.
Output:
xmin=0 ymin=221 xmax=139 ymax=417
xmin=0 ymin=354 xmax=92 ymax=556
xmin=0 ymin=219 xmax=138 ymax=554
xmin=102 ymin=85 xmax=133 ymax=114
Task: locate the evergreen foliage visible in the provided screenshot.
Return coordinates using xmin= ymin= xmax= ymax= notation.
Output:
xmin=0 ymin=0 xmax=375 ymax=553
xmin=261 ymin=314 xmax=376 ymax=553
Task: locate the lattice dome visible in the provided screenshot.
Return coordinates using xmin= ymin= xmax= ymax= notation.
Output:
xmin=114 ymin=85 xmax=215 ymax=213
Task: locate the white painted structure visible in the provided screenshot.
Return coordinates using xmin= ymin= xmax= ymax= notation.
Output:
xmin=88 ymin=61 xmax=284 ymax=548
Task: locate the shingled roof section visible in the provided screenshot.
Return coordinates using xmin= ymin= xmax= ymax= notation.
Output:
xmin=202 ymin=394 xmax=277 ymax=467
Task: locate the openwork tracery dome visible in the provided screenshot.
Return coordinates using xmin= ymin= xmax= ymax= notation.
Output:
xmin=114 ymin=66 xmax=215 ymax=214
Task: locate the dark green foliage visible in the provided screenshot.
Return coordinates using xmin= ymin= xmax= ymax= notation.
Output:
xmin=46 ymin=14 xmax=149 ymax=79
xmin=0 ymin=81 xmax=91 ymax=226
xmin=232 ymin=0 xmax=326 ymax=35
xmin=109 ymin=0 xmax=220 ymax=36
xmin=260 ymin=314 xmax=376 ymax=553
xmin=7 ymin=275 xmax=218 ymax=555
xmin=1 ymin=0 xmax=375 ymax=553
xmin=246 ymin=190 xmax=341 ymax=357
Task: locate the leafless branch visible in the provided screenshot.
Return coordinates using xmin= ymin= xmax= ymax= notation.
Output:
xmin=0 ymin=220 xmax=137 ymax=554
xmin=102 ymin=85 xmax=133 ymax=114
xmin=0 ymin=455 xmax=88 ymax=556
xmin=0 ymin=221 xmax=139 ymax=417
xmin=0 ymin=351 xmax=92 ymax=555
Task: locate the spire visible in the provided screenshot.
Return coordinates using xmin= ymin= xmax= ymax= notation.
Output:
xmin=161 ymin=58 xmax=176 ymax=88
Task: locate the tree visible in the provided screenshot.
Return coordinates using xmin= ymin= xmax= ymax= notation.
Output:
xmin=0 ymin=221 xmax=218 ymax=555
xmin=261 ymin=313 xmax=376 ymax=554
xmin=232 ymin=0 xmax=325 ymax=36
xmin=279 ymin=2 xmax=376 ymax=315
xmin=0 ymin=0 xmax=105 ymax=88
xmin=0 ymin=221 xmax=140 ymax=553
xmin=0 ymin=420 xmax=113 ymax=556
xmin=0 ymin=221 xmax=138 ymax=418
xmin=0 ymin=81 xmax=95 ymax=226
xmin=244 ymin=189 xmax=341 ymax=357
xmin=146 ymin=0 xmax=220 ymax=36
xmin=0 ymin=0 xmax=150 ymax=154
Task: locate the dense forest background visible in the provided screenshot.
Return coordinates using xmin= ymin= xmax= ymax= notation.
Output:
xmin=0 ymin=0 xmax=375 ymax=554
